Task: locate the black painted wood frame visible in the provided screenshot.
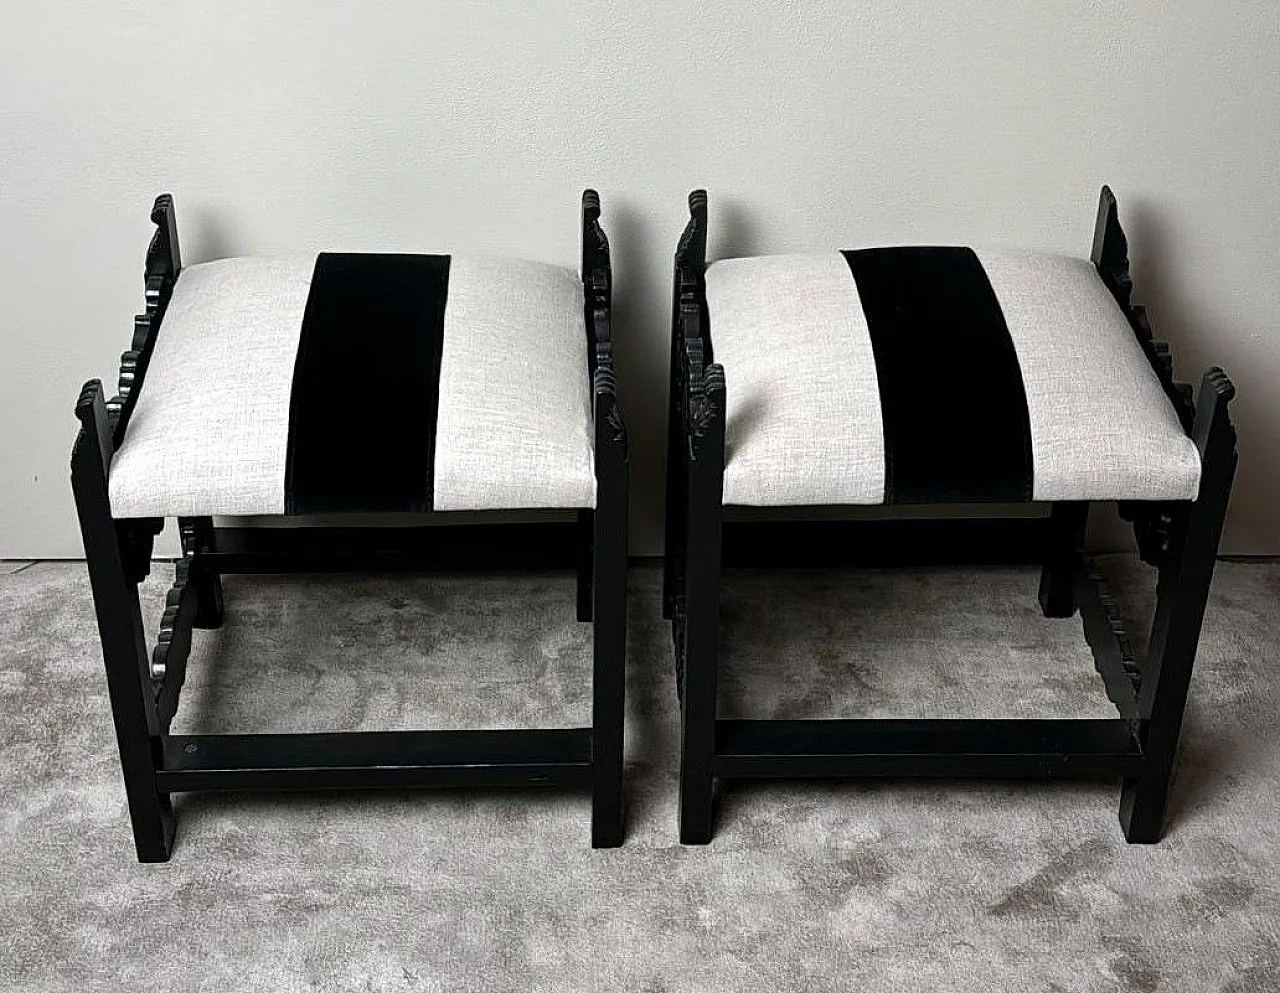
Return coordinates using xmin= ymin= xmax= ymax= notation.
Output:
xmin=665 ymin=187 xmax=1238 ymax=845
xmin=71 ymin=191 xmax=628 ymax=861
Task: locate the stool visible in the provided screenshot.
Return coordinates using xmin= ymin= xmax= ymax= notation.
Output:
xmin=72 ymin=191 xmax=628 ymax=860
xmin=665 ymin=187 xmax=1238 ymax=844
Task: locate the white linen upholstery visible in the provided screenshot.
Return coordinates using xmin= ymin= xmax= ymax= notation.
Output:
xmin=108 ymin=255 xmax=597 ymax=518
xmin=708 ymin=254 xmax=886 ymax=506
xmin=705 ymin=250 xmax=1201 ymax=506
xmin=109 ymin=258 xmax=311 ymax=518
xmin=432 ymin=258 xmax=596 ymax=512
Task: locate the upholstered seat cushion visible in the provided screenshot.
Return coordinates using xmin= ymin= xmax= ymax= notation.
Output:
xmin=109 ymin=255 xmax=596 ymax=518
xmin=706 ymin=249 xmax=1201 ymax=506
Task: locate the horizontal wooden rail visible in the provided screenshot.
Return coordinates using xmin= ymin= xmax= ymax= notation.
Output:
xmin=720 ymin=517 xmax=1052 ymax=568
xmin=156 ymin=728 xmax=594 ymax=792
xmin=714 ymin=718 xmax=1145 ymax=780
xmin=199 ymin=522 xmax=583 ymax=574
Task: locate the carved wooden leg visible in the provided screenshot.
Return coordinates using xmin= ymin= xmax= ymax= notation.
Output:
xmin=74 ymin=383 xmax=174 ymax=862
xmin=590 ymin=398 xmax=627 ymax=848
xmin=1038 ymin=501 xmax=1089 ymax=618
xmin=179 ymin=518 xmax=224 ymax=629
xmin=1120 ymin=370 xmax=1237 ymax=842
xmin=679 ymin=366 xmax=725 ymax=845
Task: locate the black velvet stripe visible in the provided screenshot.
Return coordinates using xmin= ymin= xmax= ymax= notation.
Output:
xmin=285 ymin=253 xmax=450 ymax=514
xmin=842 ymin=247 xmax=1033 ymax=504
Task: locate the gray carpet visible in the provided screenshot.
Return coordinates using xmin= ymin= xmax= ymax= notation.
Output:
xmin=2 ymin=558 xmax=1278 ymax=991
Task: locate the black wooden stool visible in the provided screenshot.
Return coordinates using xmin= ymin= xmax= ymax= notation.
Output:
xmin=72 ymin=191 xmax=628 ymax=860
xmin=665 ymin=187 xmax=1237 ymax=844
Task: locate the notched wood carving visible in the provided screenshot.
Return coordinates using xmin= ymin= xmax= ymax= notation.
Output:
xmin=1079 ymin=563 xmax=1143 ymax=727
xmin=672 ymin=189 xmax=725 ymax=452
xmin=582 ymin=189 xmax=610 ymax=286
xmin=151 ymin=519 xmax=217 ymax=725
xmin=1093 ymin=192 xmax=1241 ymax=567
xmin=111 ymin=194 xmax=182 ymax=447
xmin=1091 ymin=186 xmax=1132 ymax=307
xmin=582 ymin=189 xmax=627 ymax=454
xmin=1088 ymin=565 xmax=1141 ymax=690
xmin=1090 ymin=185 xmax=1194 ymax=432
xmin=75 ymin=379 xmax=104 ymax=428
xmin=151 ymin=560 xmax=197 ymax=733
xmin=678 ymin=297 xmax=725 ymax=449
xmin=676 ymin=189 xmax=709 ymax=272
xmin=1192 ymin=366 xmax=1239 ymax=465
xmin=1201 ymin=366 xmax=1237 ymax=406
xmin=592 ymin=363 xmax=627 ymax=446
xmin=152 ymin=560 xmax=196 ymax=681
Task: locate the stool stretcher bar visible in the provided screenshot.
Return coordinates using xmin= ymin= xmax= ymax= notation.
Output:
xmin=155 ymin=729 xmax=594 ymax=793
xmin=722 ymin=517 xmax=1053 ymax=568
xmin=197 ymin=521 xmax=586 ymax=573
xmin=713 ymin=718 xmax=1146 ymax=780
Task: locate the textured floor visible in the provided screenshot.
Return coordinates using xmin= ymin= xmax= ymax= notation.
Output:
xmin=2 ymin=558 xmax=1279 ymax=992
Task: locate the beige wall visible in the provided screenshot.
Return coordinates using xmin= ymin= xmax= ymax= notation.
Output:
xmin=3 ymin=0 xmax=1278 ymax=557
